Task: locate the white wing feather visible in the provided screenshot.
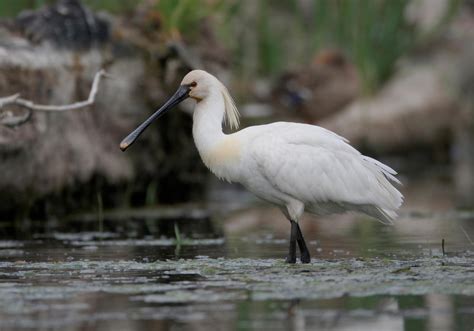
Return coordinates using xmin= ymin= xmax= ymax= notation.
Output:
xmin=244 ymin=122 xmax=403 ymax=223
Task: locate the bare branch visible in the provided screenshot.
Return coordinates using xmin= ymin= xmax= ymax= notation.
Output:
xmin=0 ymin=109 xmax=32 ymax=128
xmin=0 ymin=94 xmax=20 ymax=108
xmin=0 ymin=70 xmax=107 ymax=127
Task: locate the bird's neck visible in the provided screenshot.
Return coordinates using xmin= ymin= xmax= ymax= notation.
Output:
xmin=192 ymin=91 xmax=227 ymax=153
xmin=192 ymin=91 xmax=240 ymax=181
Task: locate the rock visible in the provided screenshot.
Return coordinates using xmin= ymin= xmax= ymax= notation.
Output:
xmin=13 ymin=0 xmax=109 ymax=50
xmin=0 ymin=46 xmax=136 ymax=215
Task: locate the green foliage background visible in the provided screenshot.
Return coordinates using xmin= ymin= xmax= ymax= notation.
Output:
xmin=0 ymin=0 xmax=460 ymax=93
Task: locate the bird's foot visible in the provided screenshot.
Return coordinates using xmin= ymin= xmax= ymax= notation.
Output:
xmin=300 ymin=252 xmax=311 ymax=264
xmin=285 ymin=255 xmax=297 ymax=264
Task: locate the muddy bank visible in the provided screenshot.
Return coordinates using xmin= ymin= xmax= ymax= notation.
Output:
xmin=0 ymin=2 xmax=227 ymax=218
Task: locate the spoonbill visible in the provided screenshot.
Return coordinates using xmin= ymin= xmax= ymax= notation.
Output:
xmin=120 ymin=70 xmax=403 ymax=264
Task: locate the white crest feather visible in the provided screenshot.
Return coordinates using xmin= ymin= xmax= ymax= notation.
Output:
xmin=220 ymin=83 xmax=240 ymax=130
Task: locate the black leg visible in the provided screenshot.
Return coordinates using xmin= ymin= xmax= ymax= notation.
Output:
xmin=285 ymin=220 xmax=297 ymax=264
xmin=295 ymin=223 xmax=311 ymax=263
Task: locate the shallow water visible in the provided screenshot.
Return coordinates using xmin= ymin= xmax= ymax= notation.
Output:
xmin=0 ymin=200 xmax=473 ymax=331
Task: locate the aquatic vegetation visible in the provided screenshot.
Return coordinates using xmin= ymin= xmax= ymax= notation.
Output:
xmin=1 ymin=255 xmax=473 ymax=301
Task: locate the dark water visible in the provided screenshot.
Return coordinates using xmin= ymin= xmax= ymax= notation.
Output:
xmin=0 ymin=203 xmax=473 ymax=331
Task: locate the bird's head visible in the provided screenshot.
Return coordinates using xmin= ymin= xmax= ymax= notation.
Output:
xmin=180 ymin=69 xmax=217 ymax=101
xmin=120 ymin=70 xmax=239 ymax=151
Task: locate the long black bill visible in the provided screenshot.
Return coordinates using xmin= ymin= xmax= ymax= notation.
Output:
xmin=120 ymin=84 xmax=191 ymax=151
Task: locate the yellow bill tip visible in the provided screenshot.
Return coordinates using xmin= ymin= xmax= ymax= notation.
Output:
xmin=119 ymin=141 xmax=129 ymax=151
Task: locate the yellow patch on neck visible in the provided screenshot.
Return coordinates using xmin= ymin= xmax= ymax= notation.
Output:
xmin=201 ymin=136 xmax=241 ymax=172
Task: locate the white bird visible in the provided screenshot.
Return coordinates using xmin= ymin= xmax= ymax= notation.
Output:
xmin=120 ymin=70 xmax=403 ymax=264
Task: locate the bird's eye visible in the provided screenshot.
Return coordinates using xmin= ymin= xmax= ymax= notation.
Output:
xmin=190 ymin=81 xmax=197 ymax=87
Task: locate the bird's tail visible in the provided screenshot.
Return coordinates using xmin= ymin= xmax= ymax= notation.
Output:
xmin=362 ymin=156 xmax=404 ymax=217
xmin=359 ymin=205 xmax=399 ymax=225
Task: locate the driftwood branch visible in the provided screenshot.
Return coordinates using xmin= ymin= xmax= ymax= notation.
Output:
xmin=0 ymin=69 xmax=107 ymax=127
xmin=0 ymin=109 xmax=32 ymax=128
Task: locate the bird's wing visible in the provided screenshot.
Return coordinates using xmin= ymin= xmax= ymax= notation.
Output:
xmin=248 ymin=123 xmax=403 ymax=215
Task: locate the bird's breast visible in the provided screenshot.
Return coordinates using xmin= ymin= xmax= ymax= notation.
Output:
xmin=200 ymin=136 xmax=241 ymax=181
